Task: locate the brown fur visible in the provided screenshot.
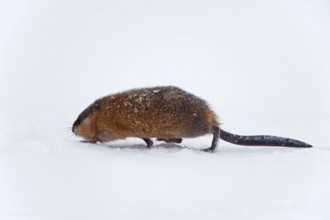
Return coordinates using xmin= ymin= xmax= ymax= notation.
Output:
xmin=73 ymin=86 xmax=313 ymax=151
xmin=72 ymin=86 xmax=219 ymax=149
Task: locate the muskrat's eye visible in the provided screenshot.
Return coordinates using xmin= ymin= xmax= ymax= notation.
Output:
xmin=94 ymin=100 xmax=101 ymax=109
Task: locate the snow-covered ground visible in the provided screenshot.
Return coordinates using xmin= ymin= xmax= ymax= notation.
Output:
xmin=1 ymin=0 xmax=330 ymax=219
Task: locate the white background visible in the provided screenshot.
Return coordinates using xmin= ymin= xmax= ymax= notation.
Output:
xmin=1 ymin=0 xmax=330 ymax=219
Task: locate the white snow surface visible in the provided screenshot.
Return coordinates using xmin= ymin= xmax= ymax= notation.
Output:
xmin=1 ymin=0 xmax=330 ymax=220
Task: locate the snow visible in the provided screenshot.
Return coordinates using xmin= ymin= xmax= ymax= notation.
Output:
xmin=1 ymin=0 xmax=330 ymax=220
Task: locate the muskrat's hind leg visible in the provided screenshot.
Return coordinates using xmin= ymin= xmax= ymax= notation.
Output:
xmin=203 ymin=126 xmax=220 ymax=152
xmin=156 ymin=138 xmax=182 ymax=144
xmin=142 ymin=138 xmax=153 ymax=148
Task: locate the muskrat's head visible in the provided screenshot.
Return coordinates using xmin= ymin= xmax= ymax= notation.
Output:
xmin=72 ymin=99 xmax=101 ymax=140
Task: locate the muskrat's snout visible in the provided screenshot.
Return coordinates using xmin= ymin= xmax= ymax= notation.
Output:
xmin=72 ymin=119 xmax=80 ymax=134
xmin=72 ymin=125 xmax=76 ymax=133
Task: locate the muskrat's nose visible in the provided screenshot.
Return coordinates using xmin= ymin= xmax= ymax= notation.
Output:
xmin=72 ymin=126 xmax=76 ymax=133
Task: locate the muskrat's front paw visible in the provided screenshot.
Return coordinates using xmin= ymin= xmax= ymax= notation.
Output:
xmin=81 ymin=140 xmax=97 ymax=144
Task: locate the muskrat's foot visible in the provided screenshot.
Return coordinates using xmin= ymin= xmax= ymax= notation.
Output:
xmin=202 ymin=126 xmax=220 ymax=153
xmin=81 ymin=139 xmax=97 ymax=144
xmin=202 ymin=147 xmax=215 ymax=153
xmin=156 ymin=138 xmax=182 ymax=144
xmin=142 ymin=138 xmax=153 ymax=148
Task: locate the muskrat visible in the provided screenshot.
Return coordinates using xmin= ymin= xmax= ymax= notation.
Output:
xmin=72 ymin=86 xmax=313 ymax=152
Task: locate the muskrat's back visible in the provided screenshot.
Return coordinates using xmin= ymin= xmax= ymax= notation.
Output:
xmin=99 ymin=86 xmax=219 ymax=139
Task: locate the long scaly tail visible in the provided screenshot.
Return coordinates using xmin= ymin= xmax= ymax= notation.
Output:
xmin=219 ymin=129 xmax=313 ymax=148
